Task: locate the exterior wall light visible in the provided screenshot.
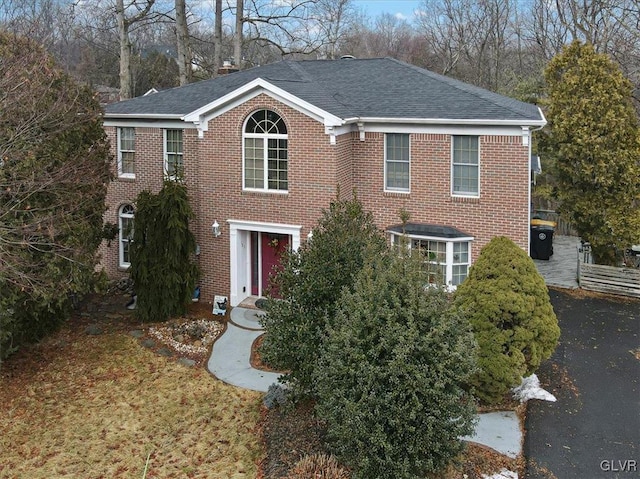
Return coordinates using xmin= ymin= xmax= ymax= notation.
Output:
xmin=212 ymin=220 xmax=221 ymax=237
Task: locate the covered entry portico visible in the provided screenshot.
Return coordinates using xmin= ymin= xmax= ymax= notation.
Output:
xmin=228 ymin=219 xmax=302 ymax=307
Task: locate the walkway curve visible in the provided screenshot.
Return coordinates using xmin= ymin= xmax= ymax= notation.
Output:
xmin=207 ymin=307 xmax=281 ymax=393
xmin=207 ymin=307 xmax=522 ymax=459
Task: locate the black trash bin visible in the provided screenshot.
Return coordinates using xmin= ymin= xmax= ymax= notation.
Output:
xmin=530 ymin=224 xmax=554 ymax=260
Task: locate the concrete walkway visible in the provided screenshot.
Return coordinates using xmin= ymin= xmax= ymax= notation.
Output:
xmin=207 ymin=306 xmax=522 ymax=459
xmin=533 ymin=235 xmax=581 ymax=289
xmin=207 ymin=307 xmax=281 ymax=393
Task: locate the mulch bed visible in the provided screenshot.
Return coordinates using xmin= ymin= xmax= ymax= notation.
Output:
xmin=260 ymin=400 xmax=331 ymax=479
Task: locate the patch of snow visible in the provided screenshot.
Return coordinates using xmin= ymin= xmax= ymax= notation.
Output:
xmin=512 ymin=374 xmax=556 ymax=403
xmin=482 ymin=469 xmax=518 ymax=479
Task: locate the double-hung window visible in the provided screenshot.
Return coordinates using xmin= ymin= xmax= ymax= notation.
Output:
xmin=119 ymin=204 xmax=135 ymax=268
xmin=164 ymin=129 xmax=184 ymax=179
xmin=452 ymin=135 xmax=479 ymax=196
xmin=117 ymin=127 xmax=135 ymax=178
xmin=385 ymin=133 xmax=410 ymax=192
xmin=243 ymin=110 xmax=288 ymax=192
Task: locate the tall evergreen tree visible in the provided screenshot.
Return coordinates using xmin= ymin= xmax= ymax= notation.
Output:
xmin=0 ymin=33 xmax=111 ymax=362
xmin=541 ymin=41 xmax=640 ymax=264
xmin=129 ymin=180 xmax=199 ymax=323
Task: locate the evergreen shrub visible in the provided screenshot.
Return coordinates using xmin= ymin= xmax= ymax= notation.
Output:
xmin=315 ymin=250 xmax=477 ymax=479
xmin=454 ymin=236 xmax=560 ymax=404
xmin=129 ymin=180 xmax=200 ymax=323
xmin=259 ymin=194 xmax=387 ymax=396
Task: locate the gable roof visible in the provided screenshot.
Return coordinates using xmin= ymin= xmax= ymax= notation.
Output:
xmin=104 ymin=57 xmax=544 ymax=125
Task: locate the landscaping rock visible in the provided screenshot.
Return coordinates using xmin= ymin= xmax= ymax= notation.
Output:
xmin=129 ymin=330 xmax=145 ymax=338
xmin=141 ymin=338 xmax=155 ymax=348
xmin=178 ymin=358 xmax=196 ymax=367
xmin=157 ymin=347 xmax=173 ymax=357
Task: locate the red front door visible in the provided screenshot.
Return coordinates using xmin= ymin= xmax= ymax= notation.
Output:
xmin=252 ymin=233 xmax=289 ymax=298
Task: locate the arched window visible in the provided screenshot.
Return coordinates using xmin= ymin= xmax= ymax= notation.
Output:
xmin=243 ymin=109 xmax=288 ymax=192
xmin=119 ymin=204 xmax=135 ymax=268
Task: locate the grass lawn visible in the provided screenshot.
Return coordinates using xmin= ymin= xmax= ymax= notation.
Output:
xmin=0 ymin=314 xmax=262 ymax=479
xmin=0 ymin=292 xmax=521 ymax=479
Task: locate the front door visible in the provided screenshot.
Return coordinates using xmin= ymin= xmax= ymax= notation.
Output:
xmin=251 ymin=232 xmax=290 ymax=298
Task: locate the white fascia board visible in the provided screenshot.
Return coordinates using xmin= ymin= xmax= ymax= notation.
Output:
xmin=331 ymin=121 xmax=537 ymax=138
xmin=104 ymin=113 xmax=184 ymax=120
xmin=536 ymin=107 xmax=548 ymax=128
xmin=227 ymin=219 xmax=302 ymax=235
xmin=386 ymin=230 xmax=475 ymax=242
xmin=352 ymin=116 xmax=547 ymax=127
xmin=183 ymin=78 xmax=345 ymax=128
xmin=103 ymin=119 xmax=196 ymax=129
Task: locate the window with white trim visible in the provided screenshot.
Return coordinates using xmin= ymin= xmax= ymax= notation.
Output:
xmin=385 ymin=133 xmax=410 ymax=192
xmin=119 ymin=204 xmax=134 ymax=268
xmin=243 ymin=109 xmax=288 ymax=192
xmin=164 ymin=129 xmax=183 ymax=179
xmin=391 ymin=232 xmax=471 ymax=287
xmin=452 ymin=135 xmax=479 ymax=196
xmin=117 ymin=127 xmax=135 ymax=177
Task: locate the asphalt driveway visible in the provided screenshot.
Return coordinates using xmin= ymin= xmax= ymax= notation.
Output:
xmin=524 ymin=289 xmax=640 ymax=478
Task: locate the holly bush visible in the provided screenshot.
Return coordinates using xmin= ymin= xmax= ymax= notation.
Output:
xmin=315 ymin=250 xmax=477 ymax=478
xmin=259 ymin=194 xmax=387 ymax=396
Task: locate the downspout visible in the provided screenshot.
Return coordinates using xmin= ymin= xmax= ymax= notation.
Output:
xmin=527 ymin=108 xmax=547 ymax=256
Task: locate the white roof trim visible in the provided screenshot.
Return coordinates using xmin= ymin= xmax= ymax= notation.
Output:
xmin=330 ymin=122 xmax=537 ymax=138
xmin=183 ymin=78 xmax=345 ymax=128
xmin=104 ymin=112 xmax=184 ymax=120
xmin=104 ymin=119 xmax=197 ymax=129
xmin=347 ymin=116 xmax=547 ymax=127
xmin=386 ymin=230 xmax=475 ymax=242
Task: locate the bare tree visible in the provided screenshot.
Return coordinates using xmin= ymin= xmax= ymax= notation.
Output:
xmin=213 ymin=0 xmax=223 ymax=72
xmin=312 ymin=0 xmax=357 ymax=59
xmin=234 ymin=0 xmax=243 ymax=67
xmin=175 ymin=0 xmax=191 ymax=84
xmin=115 ymin=0 xmax=157 ymax=99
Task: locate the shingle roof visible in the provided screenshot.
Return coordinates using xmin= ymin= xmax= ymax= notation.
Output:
xmin=387 ymin=223 xmax=472 ymax=239
xmin=105 ymin=57 xmax=543 ymax=123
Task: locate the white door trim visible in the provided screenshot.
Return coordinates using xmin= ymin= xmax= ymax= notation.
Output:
xmin=228 ymin=219 xmax=302 ymax=306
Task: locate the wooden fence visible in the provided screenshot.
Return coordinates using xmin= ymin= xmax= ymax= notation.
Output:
xmin=578 ymin=260 xmax=640 ymax=298
xmin=532 ymin=209 xmax=577 ymax=236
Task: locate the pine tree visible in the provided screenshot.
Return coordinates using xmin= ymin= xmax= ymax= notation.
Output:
xmin=541 ymin=41 xmax=640 ymax=264
xmin=129 ymin=180 xmax=200 ymax=322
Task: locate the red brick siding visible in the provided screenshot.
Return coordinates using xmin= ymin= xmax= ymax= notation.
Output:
xmin=353 ymin=132 xmax=529 ymax=260
xmin=195 ymin=95 xmax=344 ymax=299
xmin=99 ymin=126 xmax=199 ymax=278
xmin=100 ymin=96 xmax=530 ymax=302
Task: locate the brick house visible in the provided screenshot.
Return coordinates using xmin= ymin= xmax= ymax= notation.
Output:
xmin=101 ymin=57 xmax=545 ymax=306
